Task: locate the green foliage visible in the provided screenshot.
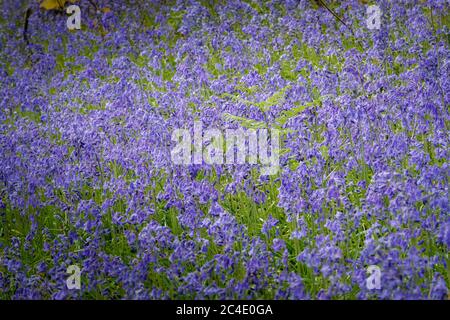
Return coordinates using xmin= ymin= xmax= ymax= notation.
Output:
xmin=39 ymin=0 xmax=78 ymax=11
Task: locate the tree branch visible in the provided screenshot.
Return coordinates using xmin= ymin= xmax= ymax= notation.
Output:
xmin=23 ymin=8 xmax=32 ymax=45
xmin=316 ymin=0 xmax=355 ymax=37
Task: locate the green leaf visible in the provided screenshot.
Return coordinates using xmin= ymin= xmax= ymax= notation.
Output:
xmin=40 ymin=0 xmax=65 ymax=10
xmin=275 ymin=103 xmax=309 ymax=126
xmin=222 ymin=113 xmax=267 ymax=129
xmin=40 ymin=0 xmax=78 ymax=10
xmin=254 ymin=85 xmax=291 ymax=112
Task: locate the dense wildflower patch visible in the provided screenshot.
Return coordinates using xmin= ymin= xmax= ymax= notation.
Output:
xmin=0 ymin=0 xmax=448 ymax=299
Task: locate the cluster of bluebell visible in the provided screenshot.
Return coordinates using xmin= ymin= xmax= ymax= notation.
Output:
xmin=0 ymin=0 xmax=448 ymax=299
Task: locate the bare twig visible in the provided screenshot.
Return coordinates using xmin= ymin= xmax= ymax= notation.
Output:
xmin=316 ymin=0 xmax=355 ymax=37
xmin=87 ymin=0 xmax=99 ymax=12
xmin=23 ymin=8 xmax=32 ymax=45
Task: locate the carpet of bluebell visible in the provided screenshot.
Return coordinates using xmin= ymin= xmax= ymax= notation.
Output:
xmin=0 ymin=0 xmax=449 ymax=299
